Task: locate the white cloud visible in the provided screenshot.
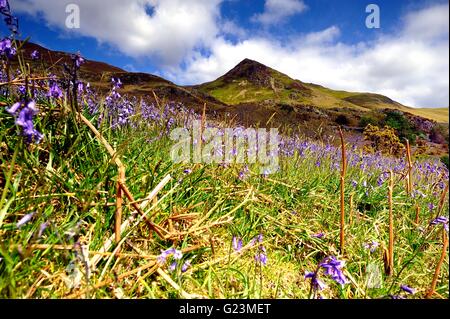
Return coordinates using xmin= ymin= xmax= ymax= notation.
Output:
xmin=13 ymin=1 xmax=450 ymax=107
xmin=13 ymin=0 xmax=222 ymax=65
xmin=252 ymin=0 xmax=308 ymax=25
xmin=171 ymin=4 xmax=449 ymax=108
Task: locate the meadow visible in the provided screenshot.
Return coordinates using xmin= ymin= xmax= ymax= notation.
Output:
xmin=0 ymin=1 xmax=448 ymax=299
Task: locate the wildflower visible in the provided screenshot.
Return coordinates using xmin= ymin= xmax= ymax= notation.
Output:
xmin=0 ymin=38 xmax=16 ymax=58
xmin=400 ymin=285 xmax=416 ymax=295
xmin=431 ymin=216 xmax=449 ymax=232
xmin=38 ymin=222 xmax=49 ymax=238
xmin=232 ymin=236 xmax=243 ymax=252
xmin=157 ymin=248 xmax=183 ymax=264
xmin=363 ymin=241 xmax=380 ymax=253
xmin=7 ymin=100 xmax=43 ymax=144
xmin=31 ymin=50 xmax=40 ymax=60
xmin=351 ymin=180 xmax=358 ymax=188
xmin=319 ymin=256 xmax=348 ymax=286
xmin=0 ymin=1 xmax=18 ymax=34
xmin=169 ymin=262 xmax=177 ymax=272
xmin=48 ymin=82 xmax=63 ymax=99
xmin=16 ymin=212 xmax=36 ymax=228
xmin=255 ymin=252 xmax=267 ymax=266
xmin=183 ymin=169 xmax=192 ymax=174
xmin=312 ymin=232 xmax=325 ymax=239
xmin=428 ymin=203 xmax=435 ymax=212
xmin=305 ymin=272 xmax=327 ymax=291
xmin=72 ymin=52 xmax=85 ymax=69
xmin=17 ymin=85 xmax=26 ymax=95
xmin=181 ymin=260 xmax=191 ymax=273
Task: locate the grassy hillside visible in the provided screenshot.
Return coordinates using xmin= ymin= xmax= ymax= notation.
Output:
xmin=1 ymin=70 xmax=449 ymax=299
xmin=196 ymin=59 xmax=449 ymax=124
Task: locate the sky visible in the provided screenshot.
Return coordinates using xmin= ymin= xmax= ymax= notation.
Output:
xmin=2 ymin=0 xmax=449 ymax=108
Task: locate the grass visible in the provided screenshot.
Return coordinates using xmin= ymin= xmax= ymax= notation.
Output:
xmin=0 ymin=86 xmax=448 ymax=299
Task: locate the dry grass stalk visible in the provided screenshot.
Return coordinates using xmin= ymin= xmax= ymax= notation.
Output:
xmin=339 ymin=127 xmax=347 ymax=254
xmin=425 ymin=230 xmax=448 ymax=298
xmin=349 ymin=194 xmax=354 ymax=226
xmin=77 ymin=112 xmax=126 ymax=244
xmin=415 ymin=205 xmax=420 ymax=225
xmin=435 ymin=183 xmax=449 ymax=220
xmin=405 ymin=140 xmax=413 ymax=195
xmin=90 ymin=175 xmax=172 ymax=268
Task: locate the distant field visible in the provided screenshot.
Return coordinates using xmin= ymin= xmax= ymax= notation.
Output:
xmin=407 ymin=108 xmax=449 ymax=123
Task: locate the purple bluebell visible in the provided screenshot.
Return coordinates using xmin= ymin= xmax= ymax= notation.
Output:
xmin=431 ymin=216 xmax=449 ymax=232
xmin=38 ymin=222 xmax=49 ymax=238
xmin=319 ymin=256 xmax=348 ymax=286
xmin=312 ymin=232 xmax=325 ymax=239
xmin=31 ymin=50 xmax=40 ymax=60
xmin=48 ymin=82 xmax=63 ymax=99
xmin=16 ymin=212 xmax=36 ymax=228
xmin=0 ymin=38 xmax=16 ymax=58
xmin=232 ymin=236 xmax=243 ymax=252
xmin=181 ymin=260 xmax=191 ymax=273
xmin=363 ymin=241 xmax=380 ymax=253
xmin=400 ymin=285 xmax=415 ymax=294
xmin=169 ymin=262 xmax=177 ymax=272
xmin=305 ymin=272 xmax=327 ymax=291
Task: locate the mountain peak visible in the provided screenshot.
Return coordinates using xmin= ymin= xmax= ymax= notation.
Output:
xmin=221 ymin=58 xmax=276 ymax=87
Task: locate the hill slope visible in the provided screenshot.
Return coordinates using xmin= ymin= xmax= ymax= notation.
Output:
xmin=194 ymin=58 xmax=448 ymax=123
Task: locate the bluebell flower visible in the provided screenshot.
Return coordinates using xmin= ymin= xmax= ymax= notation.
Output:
xmin=181 ymin=260 xmax=191 ymax=273
xmin=319 ymin=256 xmax=348 ymax=286
xmin=431 ymin=216 xmax=449 ymax=233
xmin=232 ymin=236 xmax=243 ymax=252
xmin=400 ymin=285 xmax=415 ymax=295
xmin=48 ymin=82 xmax=63 ymax=99
xmin=31 ymin=50 xmax=40 ymax=61
xmin=363 ymin=240 xmax=380 ymax=253
xmin=0 ymin=38 xmax=16 ymax=58
xmin=305 ymin=272 xmax=327 ymax=291
xmin=169 ymin=262 xmax=177 ymax=272
xmin=16 ymin=212 xmax=36 ymax=228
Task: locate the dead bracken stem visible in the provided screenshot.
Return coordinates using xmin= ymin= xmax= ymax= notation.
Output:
xmin=405 ymin=140 xmax=413 ymax=195
xmin=435 ymin=183 xmax=449 ymax=220
xmin=426 ymin=230 xmax=448 ymax=298
xmin=339 ymin=127 xmax=347 ymax=255
xmin=415 ymin=205 xmax=420 ymax=225
xmin=386 ymin=170 xmax=394 ymax=276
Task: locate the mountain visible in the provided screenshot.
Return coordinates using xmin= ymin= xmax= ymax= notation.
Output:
xmin=16 ymin=42 xmax=226 ymax=114
xmin=194 ymin=58 xmax=447 ymax=122
xmin=14 ymin=42 xmax=448 ymax=127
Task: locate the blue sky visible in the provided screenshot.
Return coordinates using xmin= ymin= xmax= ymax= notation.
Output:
xmin=3 ymin=0 xmax=449 ymax=107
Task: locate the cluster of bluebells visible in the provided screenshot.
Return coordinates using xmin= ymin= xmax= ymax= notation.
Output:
xmin=6 ymin=99 xmax=43 ymax=143
xmin=363 ymin=240 xmax=380 ymax=253
xmin=431 ymin=216 xmax=449 ymax=233
xmin=0 ymin=37 xmax=15 ymax=59
xmin=391 ymin=284 xmax=416 ymax=299
xmin=251 ymin=234 xmax=267 ymax=266
xmin=157 ymin=247 xmax=191 ymax=273
xmin=231 ymin=234 xmax=267 ymax=266
xmin=0 ymin=0 xmax=18 ymax=34
xmin=305 ymin=256 xmax=348 ymax=297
